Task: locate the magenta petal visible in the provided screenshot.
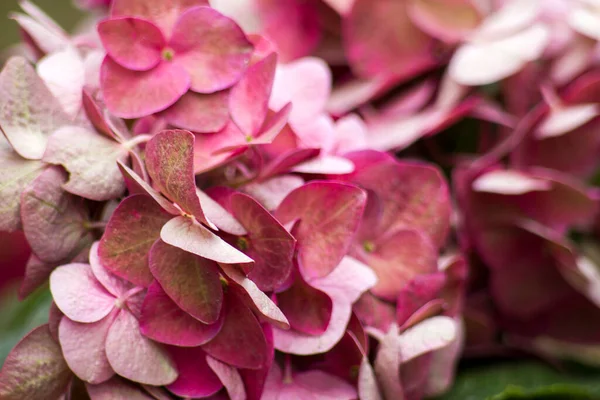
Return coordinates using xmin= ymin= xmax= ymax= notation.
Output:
xmin=160 ymin=91 xmax=230 ymax=133
xmin=145 ymin=129 xmax=212 ymax=225
xmin=202 ymin=291 xmax=268 ymax=369
xmin=166 ymin=346 xmax=222 ymax=398
xmin=58 ymin=313 xmax=116 ymax=384
xmin=0 ymin=146 xmax=43 ymax=231
xmin=170 ymin=6 xmax=253 ymax=93
xmin=98 ymin=195 xmax=173 ymax=287
xmin=161 ymin=216 xmax=254 ymax=264
xmin=0 ymin=325 xmax=72 ymax=400
xmin=230 ymin=193 xmax=295 ymax=291
xmin=230 ymin=53 xmax=277 ymax=136
xmin=277 ymin=275 xmax=333 ymax=335
xmin=86 ymin=377 xmax=155 ymax=400
xmin=117 ymin=162 xmax=181 ymax=215
xmin=98 ymin=18 xmax=165 ymax=71
xmin=21 ymin=167 xmax=91 ymax=263
xmin=0 ymin=56 xmax=69 ymax=160
xmin=89 ymin=242 xmax=134 ymax=299
xmin=111 ymin=0 xmax=208 ymax=36
xmin=50 ymin=263 xmax=115 ymax=323
xmin=140 ymin=281 xmax=223 ymax=346
xmin=358 ymin=229 xmax=438 ymax=300
xmin=106 ymin=310 xmax=177 ymax=385
xmin=100 ymin=56 xmax=190 ymax=119
xmin=43 ymin=126 xmax=128 ymax=201
xmin=220 ymin=264 xmax=290 ymax=330
xmin=275 ymin=181 xmax=367 ymax=279
xmin=207 ymin=356 xmax=246 ymax=400
xmin=149 ymin=240 xmax=223 ymax=324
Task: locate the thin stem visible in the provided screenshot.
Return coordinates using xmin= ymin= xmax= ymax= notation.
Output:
xmin=83 ymin=221 xmax=107 ymax=230
xmin=122 ymin=134 xmax=153 ymax=150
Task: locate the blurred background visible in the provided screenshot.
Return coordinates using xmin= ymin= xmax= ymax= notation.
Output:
xmin=0 ymin=0 xmax=82 ymax=49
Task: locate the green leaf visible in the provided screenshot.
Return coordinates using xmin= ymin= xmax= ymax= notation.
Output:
xmin=0 ymin=284 xmax=52 ymax=365
xmin=433 ymin=361 xmax=600 ymax=400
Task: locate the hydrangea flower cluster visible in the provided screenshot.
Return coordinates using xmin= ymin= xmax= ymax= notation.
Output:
xmin=1 ymin=0 xmax=600 ymax=398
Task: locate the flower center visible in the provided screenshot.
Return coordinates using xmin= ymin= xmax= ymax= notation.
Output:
xmin=162 ymin=48 xmax=175 ymax=61
xmin=363 ymin=240 xmax=375 ymax=253
xmin=245 ymin=135 xmax=253 ymax=143
xmin=237 ymin=236 xmax=250 ymax=251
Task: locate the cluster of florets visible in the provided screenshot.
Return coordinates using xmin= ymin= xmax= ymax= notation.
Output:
xmin=2 ymin=0 xmax=600 ymax=399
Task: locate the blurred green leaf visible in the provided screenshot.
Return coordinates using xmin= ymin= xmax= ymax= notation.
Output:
xmin=434 ymin=361 xmax=600 ymax=400
xmin=0 ymin=284 xmax=52 ymax=366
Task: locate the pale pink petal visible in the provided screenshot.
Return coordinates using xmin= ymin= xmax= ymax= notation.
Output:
xmin=323 ymin=0 xmax=355 ymax=14
xmin=537 ymin=103 xmax=600 ymax=139
xmin=399 ymin=316 xmax=457 ymax=362
xmin=43 ymin=126 xmax=128 ymax=201
xmin=100 ymin=56 xmax=190 ymax=119
xmin=21 ymin=167 xmax=91 ymax=263
xmin=358 ymin=357 xmax=383 ymax=400
xmin=58 ymin=312 xmax=116 ymax=384
xmin=374 ymin=325 xmax=404 ymax=399
xmin=473 ymin=0 xmax=540 ymax=39
xmin=89 ymin=242 xmax=133 ymax=298
xmin=86 ymin=377 xmax=155 ymax=400
xmin=269 ymin=57 xmax=331 ymax=125
xmin=0 ymin=146 xmax=44 ymax=231
xmin=197 ymin=189 xmax=247 ymax=236
xmin=568 ymin=4 xmax=600 ymax=41
xmin=111 ymin=0 xmax=208 ymax=37
xmin=170 ymin=6 xmax=253 ymax=93
xmin=50 ymin=263 xmax=115 ymax=323
xmin=140 ymin=281 xmax=223 ymax=347
xmin=292 ymin=155 xmax=356 ymax=175
xmin=207 ymin=356 xmax=246 ymax=400
xmin=230 ymin=53 xmax=277 ymax=136
xmin=161 ymin=216 xmax=254 ymax=264
xmin=37 ymin=47 xmax=85 ymax=117
xmin=166 ymin=346 xmax=222 ymax=398
xmin=0 ymin=325 xmax=72 ymax=400
xmin=242 ymin=175 xmax=305 ymax=211
xmin=293 ymin=370 xmax=356 ymax=399
xmin=424 ymin=318 xmax=464 ymax=396
xmin=10 ymin=12 xmax=69 ymax=55
xmin=333 ymin=114 xmax=368 ymax=154
xmin=105 ymin=311 xmax=178 ymax=385
xmin=98 ymin=18 xmax=165 ymax=71
xmin=472 ymin=169 xmax=552 ymax=194
xmin=0 ymin=56 xmax=69 ymax=160
xmin=160 ymin=91 xmax=230 ymax=133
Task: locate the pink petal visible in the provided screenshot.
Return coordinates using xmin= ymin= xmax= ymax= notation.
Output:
xmin=220 ymin=264 xmax=290 ymax=330
xmin=259 ymin=148 xmax=320 ymax=180
xmin=86 ymin=377 xmax=155 ymax=399
xmin=327 ymin=77 xmax=398 ymax=116
xmin=43 ymin=126 xmax=128 ymax=201
xmin=277 ymin=275 xmax=333 ymax=335
xmin=81 ymin=90 xmax=121 ymax=140
xmin=357 ymin=229 xmax=438 ymax=300
xmin=197 ymin=189 xmax=247 ymax=236
xmin=202 ymin=291 xmax=268 ymax=369
xmin=269 ymin=57 xmax=331 ymax=125
xmin=399 ymin=316 xmax=457 ymax=362
xmin=37 ymin=47 xmax=85 ymax=118
xmin=117 ymin=162 xmax=181 ymax=215
xmin=98 ymin=195 xmax=173 ymax=287
xmin=145 ymin=129 xmax=212 ymax=225
xmin=344 ymin=0 xmax=437 ymax=80
xmin=206 ymin=356 xmax=246 ymax=400
xmin=242 ymin=175 xmax=305 ymax=212
xmin=0 ymin=146 xmax=44 ymax=231
xmin=166 ymin=346 xmax=222 ymax=398
xmin=449 ymin=23 xmax=550 ymax=86
xmin=161 ymin=216 xmax=254 ymax=264
xmin=98 ymin=18 xmax=165 ymax=71
xmin=230 ymin=53 xmax=277 ymax=136
xmin=50 ymin=263 xmax=115 ymax=323
xmin=192 ymin=123 xmax=244 ymax=174
xmin=0 ymin=56 xmax=69 ymax=160
xmin=407 ymin=0 xmax=481 ymax=43
xmin=89 ymin=242 xmax=134 ymax=299
xmin=140 ymin=281 xmax=223 ymax=346
xmin=18 ymin=254 xmax=55 ymax=300
xmin=106 ymin=310 xmax=178 ymax=385
xmin=170 ymin=6 xmax=253 ymax=93
xmin=229 ymin=193 xmax=295 ymax=291
xmin=275 ymin=181 xmax=367 ymax=279
xmin=396 ymin=272 xmax=446 ymax=326
xmin=111 ymin=0 xmax=208 ymax=37
xmin=292 ymin=370 xmax=357 ymax=400
xmin=0 ymin=325 xmax=72 ymax=400
xmin=20 ymin=167 xmax=91 ymax=263
xmin=149 ymin=240 xmax=223 ymax=324
xmin=58 ymin=312 xmax=116 ymax=384
xmin=100 ymin=56 xmax=190 ymax=119
xmin=160 ymin=91 xmax=230 ymax=133
xmin=273 ymin=257 xmax=377 ymax=355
